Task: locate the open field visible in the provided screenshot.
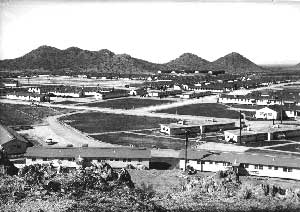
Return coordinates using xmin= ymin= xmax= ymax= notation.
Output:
xmin=268 ymin=143 xmax=300 ymax=153
xmin=243 ymin=140 xmax=292 ymax=147
xmin=82 ymin=98 xmax=174 ymax=109
xmin=90 ymin=132 xmax=193 ymax=150
xmin=0 ymin=103 xmax=75 ymax=127
xmin=52 ymin=100 xmax=79 ymax=105
xmin=60 ymin=112 xmax=177 ymax=134
xmin=226 ymin=104 xmax=265 ymax=110
xmin=246 ymin=148 xmax=300 ymax=157
xmin=156 ymin=103 xmax=241 ymax=119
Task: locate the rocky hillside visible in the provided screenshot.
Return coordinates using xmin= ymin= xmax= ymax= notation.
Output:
xmin=0 ymin=46 xmax=266 ymax=74
xmin=212 ymin=52 xmax=266 ymax=73
xmin=0 ymin=46 xmax=164 ymax=74
xmin=164 ymin=53 xmax=211 ymax=71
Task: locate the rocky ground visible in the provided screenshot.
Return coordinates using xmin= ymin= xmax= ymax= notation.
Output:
xmin=1 ymin=159 xmax=300 ymax=212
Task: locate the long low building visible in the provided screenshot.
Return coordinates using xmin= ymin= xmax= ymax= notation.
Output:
xmin=6 ymin=92 xmax=50 ymax=102
xmin=224 ymin=125 xmax=300 ymax=143
xmin=179 ymin=149 xmax=300 ymax=180
xmin=24 ymin=147 xmax=151 ymax=169
xmin=160 ymin=121 xmax=236 ymax=136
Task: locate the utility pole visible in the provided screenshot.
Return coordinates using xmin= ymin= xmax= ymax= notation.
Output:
xmin=184 ymin=130 xmax=189 ymax=171
xmin=280 ymin=97 xmax=283 ymax=124
xmin=239 ymin=110 xmax=242 ymax=144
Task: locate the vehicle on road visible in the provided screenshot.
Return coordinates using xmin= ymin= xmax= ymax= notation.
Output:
xmin=46 ymin=138 xmax=55 ymax=145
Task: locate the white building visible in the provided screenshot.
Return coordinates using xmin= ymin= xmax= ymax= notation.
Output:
xmin=24 ymin=147 xmax=150 ymax=169
xmin=179 ymin=150 xmax=300 ymax=180
xmin=255 ymin=106 xmax=298 ymax=120
xmin=6 ymin=92 xmax=48 ymax=102
xmin=255 ymin=107 xmax=279 ymax=120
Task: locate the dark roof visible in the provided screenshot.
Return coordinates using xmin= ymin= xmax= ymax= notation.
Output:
xmin=0 ymin=124 xmax=28 ymax=145
xmin=24 ymin=147 xmax=151 ymax=159
xmin=178 ymin=149 xmax=212 ymax=160
xmin=203 ymin=152 xmax=300 ymax=169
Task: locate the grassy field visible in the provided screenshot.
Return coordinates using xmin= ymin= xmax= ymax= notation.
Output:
xmin=156 ymin=103 xmax=240 ymax=119
xmin=90 ymin=132 xmax=191 ymax=150
xmin=268 ymin=143 xmax=300 ymax=153
xmin=225 ymin=104 xmax=265 ymax=110
xmin=0 ymin=103 xmax=74 ymax=127
xmin=243 ymin=140 xmax=292 ymax=147
xmin=53 ymin=100 xmax=79 ymax=105
xmin=82 ymin=98 xmax=173 ymax=109
xmin=246 ymin=148 xmax=300 ymax=157
xmin=60 ymin=112 xmax=177 ymax=134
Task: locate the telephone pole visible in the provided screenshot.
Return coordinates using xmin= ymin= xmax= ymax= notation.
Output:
xmin=184 ymin=130 xmax=189 ymax=171
xmin=239 ymin=110 xmax=242 ymax=144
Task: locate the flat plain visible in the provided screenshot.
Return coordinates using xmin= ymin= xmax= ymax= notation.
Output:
xmin=81 ymin=97 xmax=174 ymax=109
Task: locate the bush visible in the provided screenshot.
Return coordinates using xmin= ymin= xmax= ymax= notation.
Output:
xmin=238 ymin=183 xmax=252 ymax=199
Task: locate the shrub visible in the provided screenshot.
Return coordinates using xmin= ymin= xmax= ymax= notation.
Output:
xmin=238 ymin=183 xmax=252 ymax=199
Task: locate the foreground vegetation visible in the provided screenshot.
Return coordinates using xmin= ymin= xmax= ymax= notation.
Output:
xmin=1 ymin=160 xmax=300 ymax=212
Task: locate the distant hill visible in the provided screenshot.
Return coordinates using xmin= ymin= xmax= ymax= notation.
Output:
xmin=212 ymin=52 xmax=266 ymax=73
xmin=0 ymin=46 xmax=164 ymax=74
xmin=164 ymin=53 xmax=211 ymax=71
xmin=0 ymin=46 xmax=268 ymax=74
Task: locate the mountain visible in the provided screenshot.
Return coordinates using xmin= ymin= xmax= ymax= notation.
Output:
xmin=164 ymin=53 xmax=210 ymax=71
xmin=212 ymin=52 xmax=265 ymax=73
xmin=0 ymin=46 xmax=268 ymax=74
xmin=0 ymin=46 xmax=164 ymax=74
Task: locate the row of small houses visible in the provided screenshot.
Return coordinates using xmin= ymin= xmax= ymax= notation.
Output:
xmin=218 ymin=91 xmax=300 ymax=106
xmin=1 ymin=124 xmax=300 ymax=180
xmin=3 ymin=85 xmax=213 ymax=102
xmin=17 ymin=147 xmax=300 ymax=181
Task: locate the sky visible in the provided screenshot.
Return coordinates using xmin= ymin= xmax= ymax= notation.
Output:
xmin=0 ymin=0 xmax=300 ymax=65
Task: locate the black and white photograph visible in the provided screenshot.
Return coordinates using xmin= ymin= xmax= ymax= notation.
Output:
xmin=0 ymin=0 xmax=300 ymax=211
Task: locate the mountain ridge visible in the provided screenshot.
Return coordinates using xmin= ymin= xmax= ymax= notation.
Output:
xmin=0 ymin=46 xmax=266 ymax=74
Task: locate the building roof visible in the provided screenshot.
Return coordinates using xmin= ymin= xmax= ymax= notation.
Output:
xmin=0 ymin=124 xmax=28 ymax=146
xmin=24 ymin=147 xmax=151 ymax=159
xmin=203 ymin=152 xmax=300 ymax=169
xmin=224 ymin=129 xmax=266 ymax=136
xmin=178 ymin=149 xmax=212 ymax=160
xmin=160 ymin=123 xmax=201 ymax=129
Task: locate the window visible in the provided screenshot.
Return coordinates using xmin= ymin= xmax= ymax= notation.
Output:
xmin=254 ymin=165 xmax=259 ymax=169
xmin=197 ymin=160 xmax=201 ymax=164
xmin=283 ymin=167 xmax=288 ymax=172
xmin=268 ymin=166 xmax=272 ymax=170
xmin=110 ymin=158 xmax=113 ymax=161
xmin=138 ymin=159 xmax=142 ymax=163
xmin=115 ymin=158 xmax=119 ymax=161
xmin=123 ymin=159 xmax=126 ymax=162
xmin=223 ymin=162 xmax=228 ymax=166
xmin=259 ymin=165 xmax=263 ymax=170
xmin=244 ymin=164 xmax=249 ymax=168
xmin=127 ymin=159 xmax=131 ymax=162
xmin=288 ymin=168 xmax=293 ymax=172
xmin=43 ymin=158 xmax=47 ymax=161
xmin=274 ymin=166 xmax=278 ymax=170
xmin=32 ymin=158 xmax=36 ymax=161
xmin=209 ymin=161 xmax=213 ymax=164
